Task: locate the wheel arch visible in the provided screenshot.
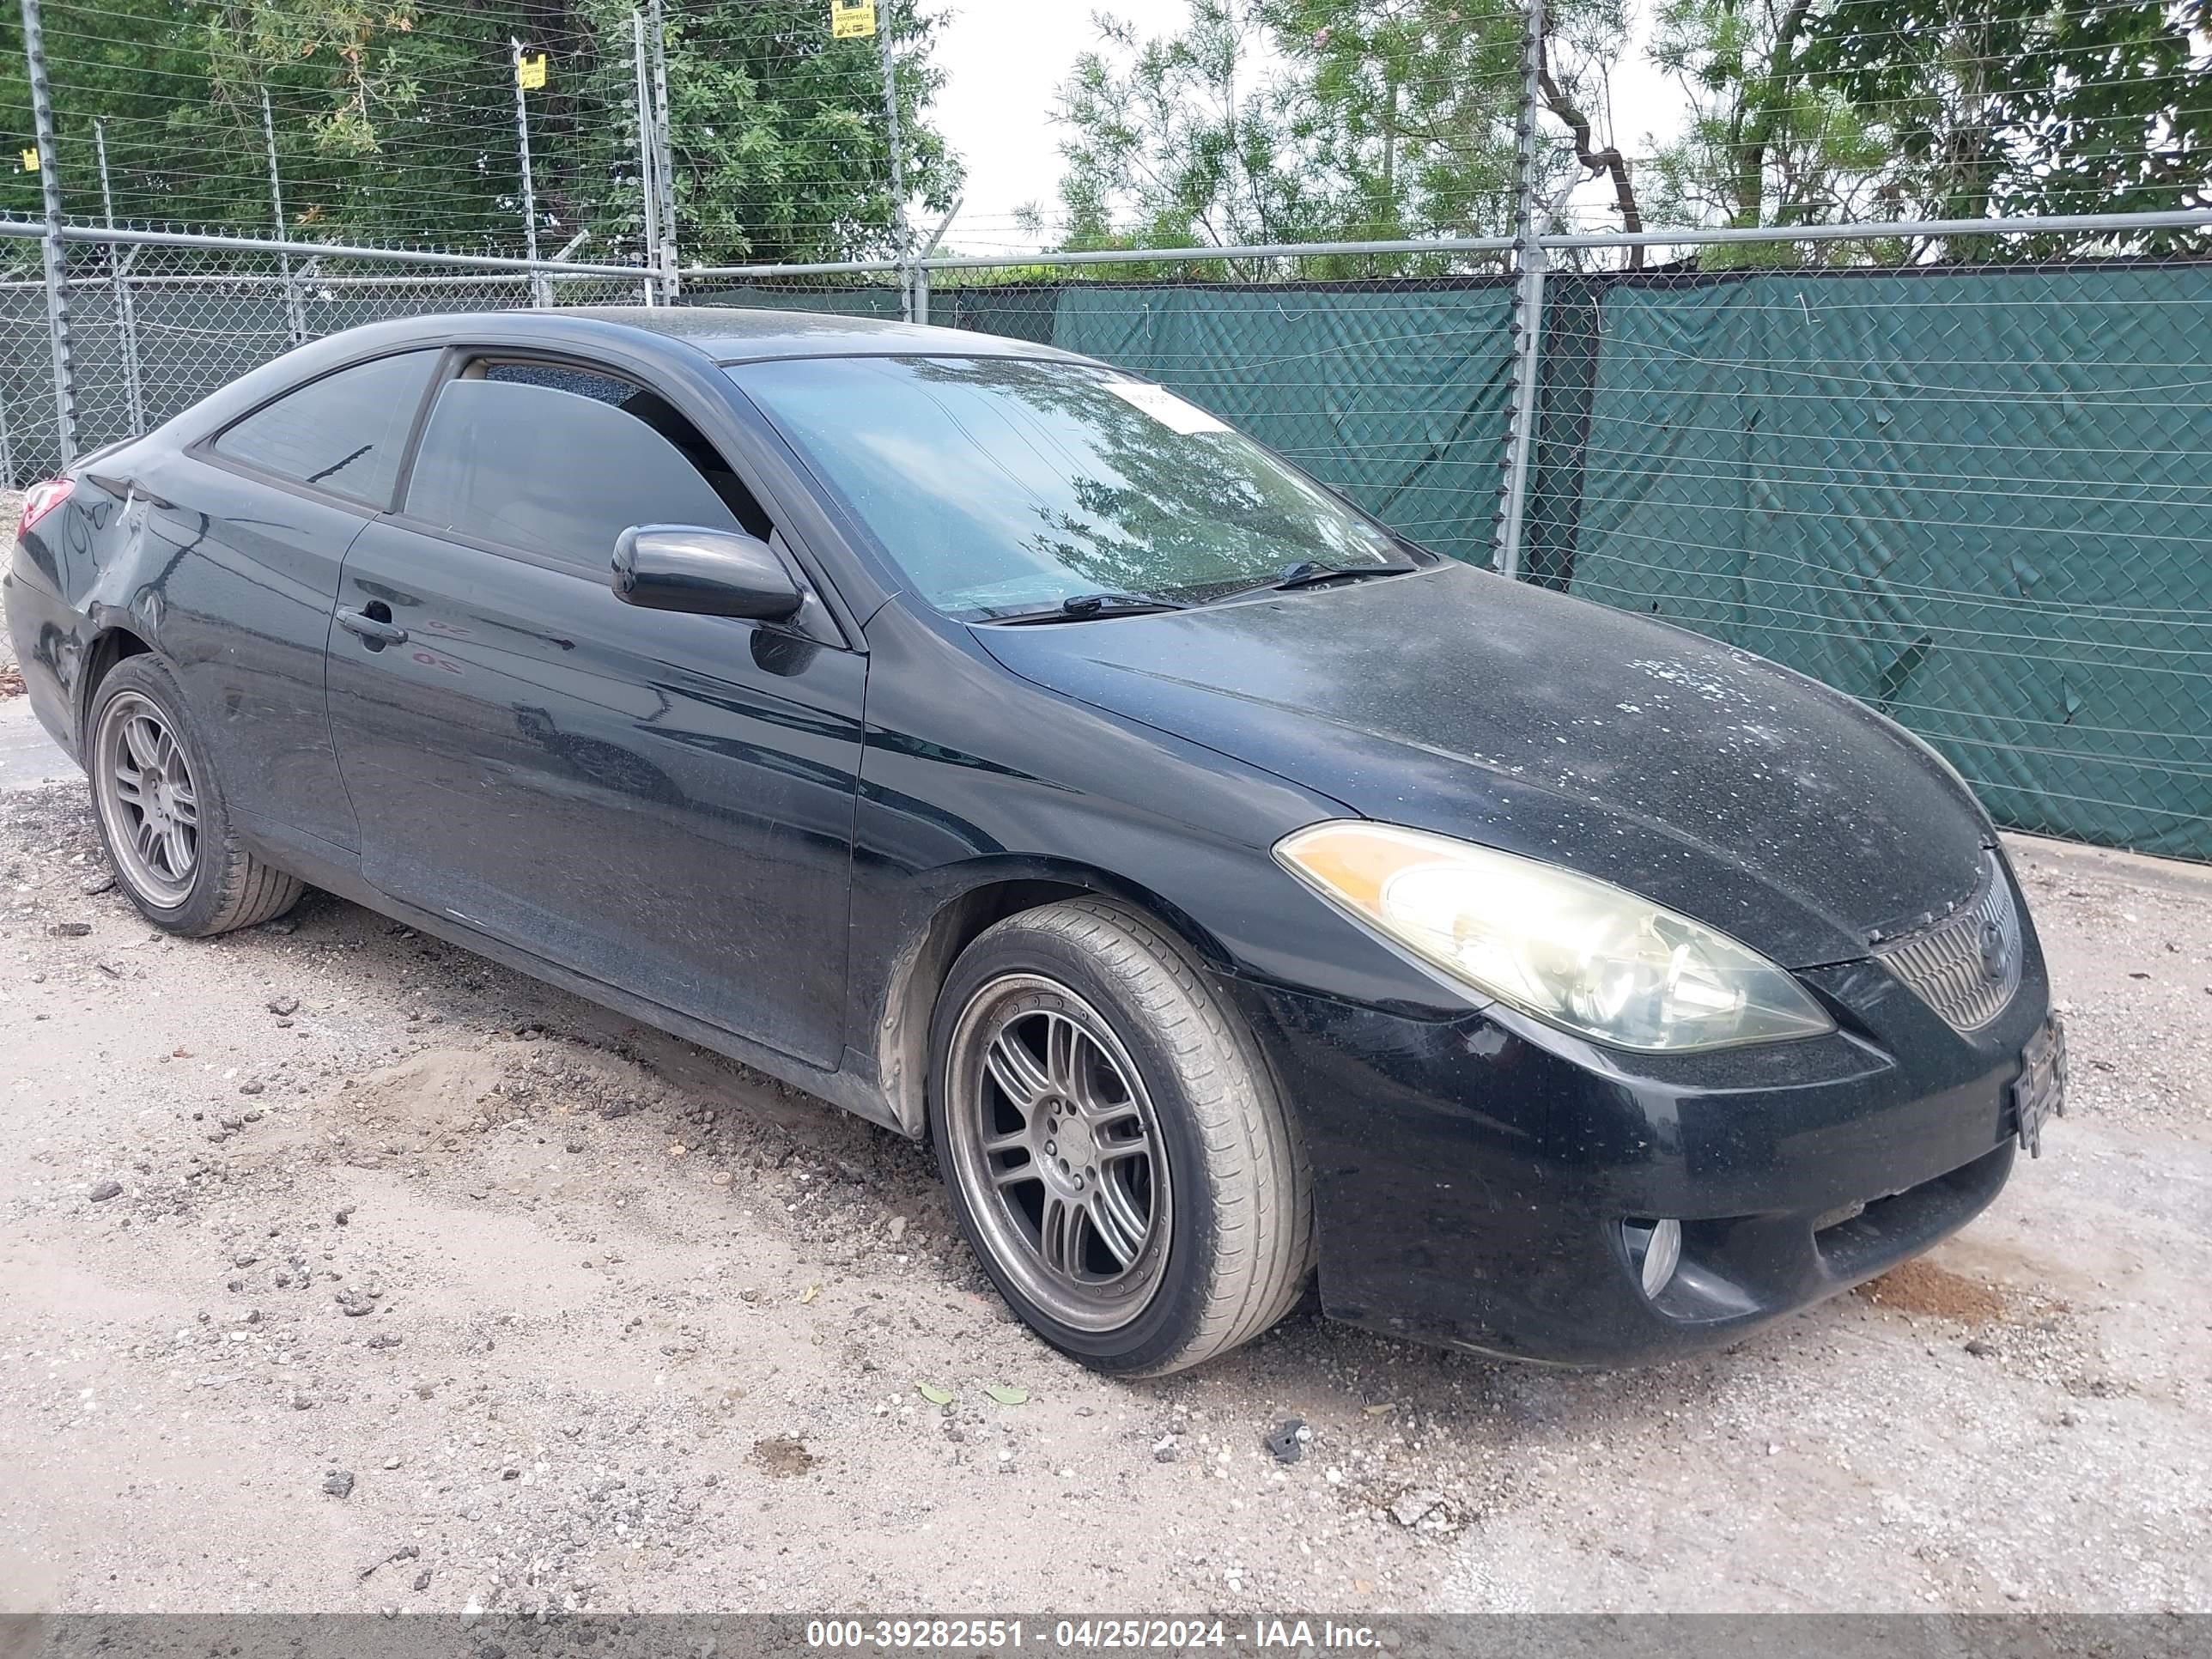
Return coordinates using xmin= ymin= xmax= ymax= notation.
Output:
xmin=869 ymin=858 xmax=1237 ymax=1139
xmin=76 ymin=623 xmax=154 ymax=743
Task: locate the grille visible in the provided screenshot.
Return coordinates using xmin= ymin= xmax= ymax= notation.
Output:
xmin=1875 ymin=852 xmax=2023 ymax=1033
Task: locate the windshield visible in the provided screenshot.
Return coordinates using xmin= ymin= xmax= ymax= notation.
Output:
xmin=728 ymin=356 xmax=1408 ymax=618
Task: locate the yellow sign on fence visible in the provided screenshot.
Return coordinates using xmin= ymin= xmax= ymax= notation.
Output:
xmin=516 ymin=52 xmax=547 ymax=90
xmin=831 ymin=0 xmax=877 ymax=40
xmin=20 ymin=149 xmax=37 ymax=173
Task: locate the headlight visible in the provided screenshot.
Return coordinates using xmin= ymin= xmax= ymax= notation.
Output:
xmin=1274 ymin=821 xmax=1835 ymax=1054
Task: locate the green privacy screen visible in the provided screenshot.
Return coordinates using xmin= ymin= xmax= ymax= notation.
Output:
xmin=1048 ymin=281 xmax=1517 ymax=570
xmin=932 ymin=262 xmax=2212 ymax=860
xmin=1554 ymin=263 xmax=2212 ymax=861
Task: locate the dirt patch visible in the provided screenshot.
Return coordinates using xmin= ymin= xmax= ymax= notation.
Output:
xmin=1854 ymin=1257 xmax=2014 ymax=1324
xmin=750 ymin=1437 xmax=817 ymax=1479
xmin=0 ymin=665 xmax=23 ymax=700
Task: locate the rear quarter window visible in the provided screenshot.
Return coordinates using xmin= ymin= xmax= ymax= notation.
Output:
xmin=211 ymin=350 xmax=439 ymax=508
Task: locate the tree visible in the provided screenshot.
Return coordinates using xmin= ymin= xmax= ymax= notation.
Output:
xmin=1800 ymin=0 xmax=2211 ymax=256
xmin=1644 ymin=0 xmax=1889 ymax=241
xmin=0 ymin=0 xmax=960 ymax=266
xmin=1644 ymin=0 xmax=2209 ymax=260
xmin=1050 ymin=1 xmax=1346 ymax=254
xmin=1048 ymin=0 xmax=1644 ymax=262
xmin=653 ymin=0 xmax=961 ymax=266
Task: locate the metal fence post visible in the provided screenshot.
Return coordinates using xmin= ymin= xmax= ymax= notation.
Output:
xmin=94 ymin=121 xmax=146 ymax=437
xmin=510 ymin=39 xmax=546 ymax=306
xmin=648 ymin=0 xmax=678 ymax=301
xmin=1491 ymin=0 xmax=1547 ymax=580
xmin=20 ymin=0 xmax=76 ymax=468
xmin=631 ymin=9 xmax=660 ymax=305
xmin=878 ymin=4 xmax=910 ymax=319
xmin=262 ymin=89 xmax=305 ymax=345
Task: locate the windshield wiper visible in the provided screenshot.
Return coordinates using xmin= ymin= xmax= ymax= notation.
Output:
xmin=986 ymin=592 xmax=1189 ymax=625
xmin=1202 ymin=558 xmax=1419 ymax=607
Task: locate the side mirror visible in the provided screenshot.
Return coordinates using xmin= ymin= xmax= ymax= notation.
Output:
xmin=612 ymin=525 xmax=804 ymax=622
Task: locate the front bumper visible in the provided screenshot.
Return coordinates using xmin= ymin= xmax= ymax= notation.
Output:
xmin=1228 ymin=927 xmax=2051 ymax=1367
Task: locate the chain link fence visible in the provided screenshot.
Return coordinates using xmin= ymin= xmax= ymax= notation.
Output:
xmin=671 ymin=234 xmax=2212 ymax=860
xmin=1 ymin=0 xmax=2208 ymax=861
xmin=3 ymin=223 xmax=2209 ymax=860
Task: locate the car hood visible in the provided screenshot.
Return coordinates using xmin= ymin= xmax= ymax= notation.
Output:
xmin=975 ymin=564 xmax=1990 ymax=969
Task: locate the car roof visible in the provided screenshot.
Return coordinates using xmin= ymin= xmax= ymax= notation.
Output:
xmin=313 ymin=305 xmax=1088 ymax=368
xmin=556 ymin=305 xmax=1078 ymax=365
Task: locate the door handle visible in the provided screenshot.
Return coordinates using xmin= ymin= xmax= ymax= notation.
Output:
xmin=337 ymin=605 xmax=408 ymax=648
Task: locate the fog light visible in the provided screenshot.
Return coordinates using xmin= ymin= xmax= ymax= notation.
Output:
xmin=1626 ymin=1218 xmax=1682 ymax=1299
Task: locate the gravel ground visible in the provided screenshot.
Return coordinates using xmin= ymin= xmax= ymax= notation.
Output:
xmin=0 ymin=542 xmax=2206 ymax=1615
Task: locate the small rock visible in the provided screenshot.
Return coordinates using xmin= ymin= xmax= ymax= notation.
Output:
xmin=87 ymin=1180 xmax=124 ymax=1202
xmin=1265 ymin=1418 xmax=1306 ymax=1464
xmin=261 ymin=918 xmax=298 ymax=935
xmin=413 ymin=1570 xmax=432 ymax=1592
xmin=565 ymin=1139 xmax=585 ymax=1154
xmin=886 ymin=1215 xmax=909 ymax=1244
xmin=322 ymin=1470 xmax=355 ymax=1498
xmin=1965 ymin=1337 xmax=1996 ymax=1358
xmin=268 ymin=995 xmax=301 ymax=1017
xmin=239 ymin=1080 xmax=265 ymax=1097
xmin=383 ymin=1455 xmax=402 ymax=1470
xmin=337 ymin=1289 xmax=375 ymax=1317
xmin=1389 ymin=1489 xmax=1445 ymax=1528
xmin=80 ymin=873 xmax=115 ymax=896
xmin=47 ymin=921 xmax=91 ymax=938
xmin=335 ymin=1206 xmax=355 ymax=1226
xmin=1152 ymin=1436 xmax=1179 ymax=1464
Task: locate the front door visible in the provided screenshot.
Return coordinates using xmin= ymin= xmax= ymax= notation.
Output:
xmin=322 ymin=356 xmax=866 ymax=1067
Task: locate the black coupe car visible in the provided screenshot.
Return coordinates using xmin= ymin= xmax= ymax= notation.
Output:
xmin=5 ymin=308 xmax=2063 ymax=1375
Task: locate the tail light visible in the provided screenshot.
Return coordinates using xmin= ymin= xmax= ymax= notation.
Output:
xmin=17 ymin=477 xmax=75 ymax=538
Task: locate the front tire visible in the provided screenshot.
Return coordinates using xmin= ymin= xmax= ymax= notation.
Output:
xmin=85 ymin=654 xmax=303 ymax=937
xmin=929 ymin=899 xmax=1314 ymax=1376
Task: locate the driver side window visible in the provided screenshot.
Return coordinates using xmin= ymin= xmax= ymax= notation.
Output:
xmin=402 ymin=361 xmax=774 ymax=574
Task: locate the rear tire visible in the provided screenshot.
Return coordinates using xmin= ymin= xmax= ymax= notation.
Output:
xmin=929 ymin=898 xmax=1314 ymax=1376
xmin=85 ymin=654 xmax=303 ymax=937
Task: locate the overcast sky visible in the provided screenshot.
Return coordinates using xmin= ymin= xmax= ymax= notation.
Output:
xmin=929 ymin=1 xmax=1682 ymax=253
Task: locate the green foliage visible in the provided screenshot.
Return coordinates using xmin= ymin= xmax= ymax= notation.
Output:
xmin=0 ymin=0 xmax=958 ymax=265
xmin=1046 ymin=0 xmax=1637 ymax=265
xmin=1800 ymin=0 xmax=2211 ymax=256
xmin=1649 ymin=0 xmax=2209 ymax=262
xmin=1052 ymin=1 xmax=1343 ymax=252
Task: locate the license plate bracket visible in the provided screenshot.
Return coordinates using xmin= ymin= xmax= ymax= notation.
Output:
xmin=2012 ymin=1014 xmax=2067 ymax=1158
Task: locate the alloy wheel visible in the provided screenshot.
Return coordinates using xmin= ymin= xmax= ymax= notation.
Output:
xmin=94 ymin=690 xmax=200 ymax=908
xmin=944 ymin=974 xmax=1172 ymax=1332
